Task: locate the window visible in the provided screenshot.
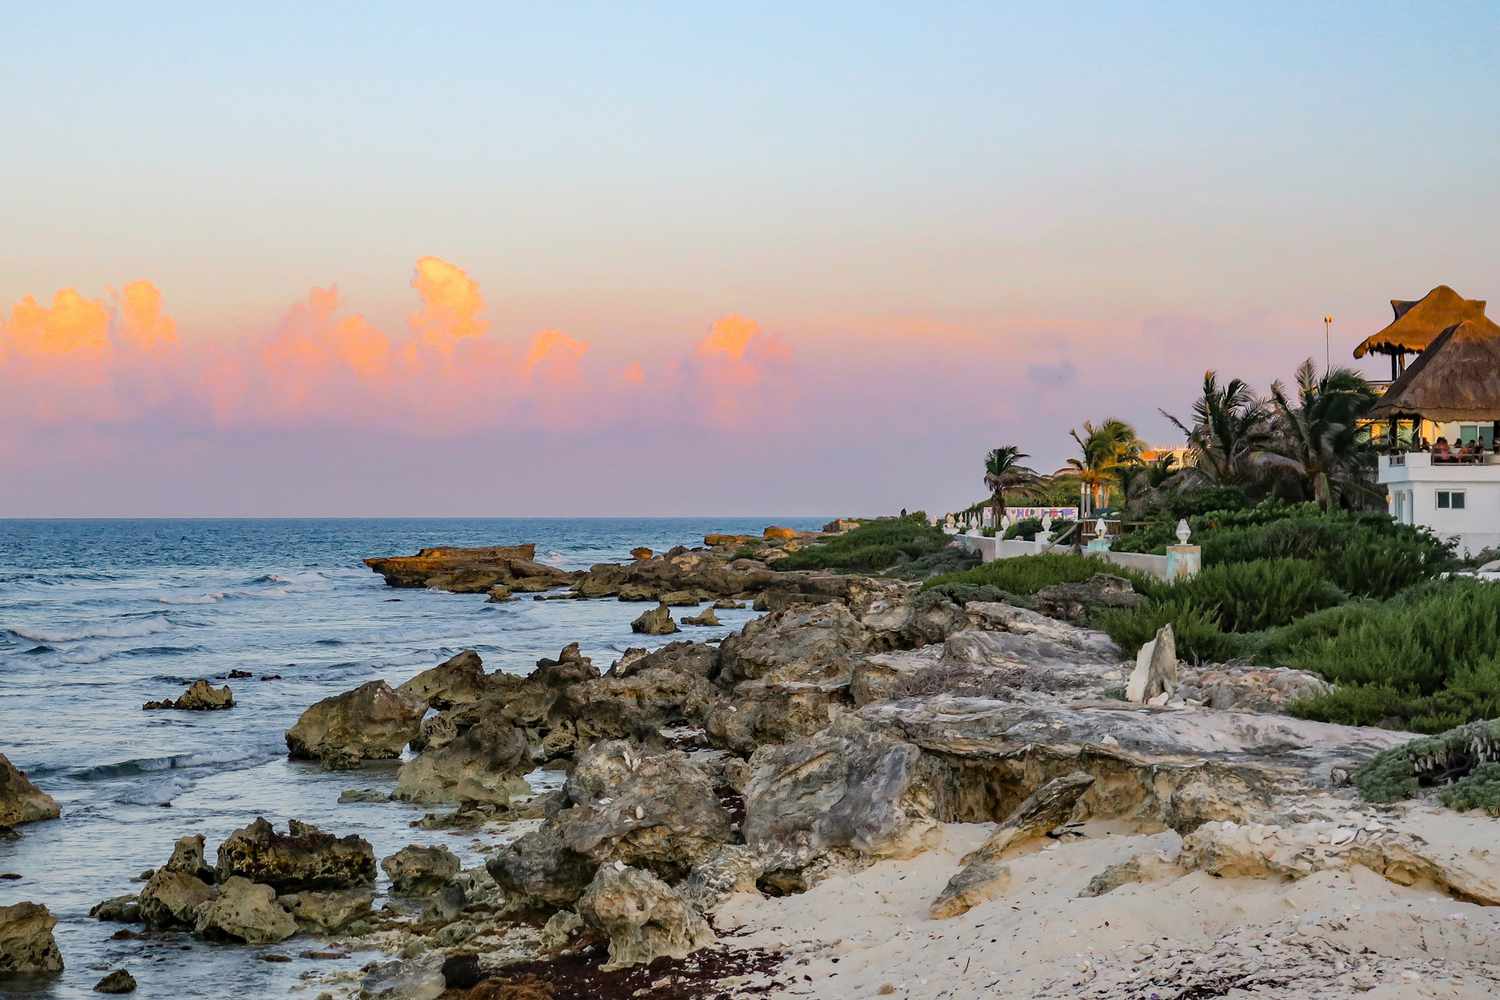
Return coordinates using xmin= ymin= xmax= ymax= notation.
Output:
xmin=1459 ymin=425 xmax=1495 ymax=448
xmin=1437 ymin=490 xmax=1466 ymax=510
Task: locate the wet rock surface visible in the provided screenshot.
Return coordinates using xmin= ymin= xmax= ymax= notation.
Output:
xmin=0 ymin=901 xmax=63 ymax=975
xmin=285 ymin=680 xmax=424 ymax=768
xmin=215 ymin=817 xmax=376 ymax=892
xmin=142 ymin=678 xmax=234 ymax=711
xmin=0 ymin=753 xmax=61 ymax=830
xmin=364 ymin=544 xmax=576 ymax=593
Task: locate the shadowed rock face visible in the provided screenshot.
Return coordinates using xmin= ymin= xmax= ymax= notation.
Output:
xmin=0 ymin=753 xmax=60 ymax=830
xmin=138 ymin=870 xmax=215 ymax=930
xmin=363 ymin=544 xmax=576 ymax=593
xmin=0 ymin=902 xmax=63 ymax=975
xmin=215 ymin=818 xmax=376 ymax=893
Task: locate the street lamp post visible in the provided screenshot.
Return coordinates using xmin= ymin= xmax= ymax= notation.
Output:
xmin=1323 ymin=314 xmax=1334 ymax=372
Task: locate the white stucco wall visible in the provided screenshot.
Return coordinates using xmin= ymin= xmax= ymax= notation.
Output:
xmin=1379 ymin=453 xmax=1500 ymax=557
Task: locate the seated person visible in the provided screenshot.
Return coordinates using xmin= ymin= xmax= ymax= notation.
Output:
xmin=1433 ymin=436 xmax=1452 ymax=461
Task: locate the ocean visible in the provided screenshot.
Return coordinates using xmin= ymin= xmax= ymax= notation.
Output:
xmin=0 ymin=517 xmax=825 ymax=998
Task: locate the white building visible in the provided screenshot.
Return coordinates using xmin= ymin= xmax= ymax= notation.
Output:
xmin=1366 ymin=303 xmax=1500 ymax=558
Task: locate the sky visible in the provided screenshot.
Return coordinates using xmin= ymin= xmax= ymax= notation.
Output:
xmin=4 ymin=2 xmax=1500 ymax=517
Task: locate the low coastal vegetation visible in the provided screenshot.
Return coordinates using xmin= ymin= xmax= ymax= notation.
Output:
xmin=770 ymin=515 xmax=969 ymax=576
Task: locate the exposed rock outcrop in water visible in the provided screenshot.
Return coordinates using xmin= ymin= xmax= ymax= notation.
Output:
xmin=284 ymin=680 xmax=423 ymax=768
xmin=0 ymin=753 xmax=60 ymax=831
xmin=142 ymin=678 xmax=234 ymax=711
xmin=363 ymin=544 xmax=577 ymax=593
xmin=215 ymin=817 xmax=376 ymax=892
xmin=0 ymin=901 xmax=63 ymax=975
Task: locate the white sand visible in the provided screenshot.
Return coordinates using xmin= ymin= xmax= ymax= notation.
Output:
xmin=717 ymin=819 xmax=1500 ymax=999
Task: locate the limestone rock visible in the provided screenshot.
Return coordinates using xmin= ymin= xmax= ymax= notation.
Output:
xmin=539 ymin=909 xmax=583 ymax=951
xmin=681 ymin=607 xmax=720 ymax=627
xmin=363 ymin=544 xmax=575 ymax=593
xmin=0 ymin=753 xmax=61 ymax=830
xmin=1125 ymin=623 xmax=1177 ymax=703
xmin=194 ymin=876 xmax=296 ymax=944
xmin=553 ymin=740 xmax=732 ymax=879
xmin=1034 ymin=573 xmax=1146 ymax=623
xmin=143 ymin=679 xmax=234 ymax=711
xmin=629 ymin=547 xmax=654 ymax=561
xmin=215 ymin=817 xmax=376 ymax=892
xmin=679 ymin=844 xmax=766 ymax=912
xmin=485 ymin=825 xmax=597 ymax=909
xmin=630 ymin=603 xmax=679 ymax=635
xmin=743 ymin=716 xmax=938 ymax=870
xmin=285 ymin=680 xmax=424 ymax=768
xmin=577 ymin=865 xmax=714 ymax=971
xmin=277 ymin=889 xmax=374 ymax=932
xmin=382 ymin=845 xmax=461 ymax=895
xmin=718 ymin=603 xmax=873 ymax=686
xmin=138 ymin=870 xmax=216 ymax=929
xmin=397 ymin=650 xmax=488 ymax=710
xmin=705 ymin=679 xmax=846 ymax=754
xmin=763 ymin=525 xmax=800 ymax=541
xmin=929 ymin=771 xmax=1094 ymax=919
xmin=0 ymin=901 xmax=63 ymax=975
xmin=608 ymin=640 xmax=719 ymax=680
xmin=395 ymin=718 xmax=531 ymax=806
xmin=165 ymin=833 xmax=214 ymax=882
xmin=89 ymin=895 xmax=141 ymax=923
xmin=555 ymin=668 xmax=722 ymax=748
xmin=93 ymin=969 xmax=137 ymax=993
xmin=485 ymin=585 xmax=514 ymax=603
xmin=358 ymin=957 xmax=447 ymax=1000
xmin=529 ymin=643 xmax=600 ymax=687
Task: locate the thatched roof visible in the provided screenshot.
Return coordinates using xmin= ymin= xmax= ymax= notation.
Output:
xmin=1352 ymin=285 xmax=1487 ymax=358
xmin=1369 ymin=317 xmax=1500 ymax=422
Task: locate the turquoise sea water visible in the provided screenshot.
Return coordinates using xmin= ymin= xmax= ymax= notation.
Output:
xmin=0 ymin=517 xmax=824 ymax=998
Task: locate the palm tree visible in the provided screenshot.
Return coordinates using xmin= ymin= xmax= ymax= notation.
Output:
xmin=1254 ymin=360 xmax=1379 ymax=510
xmin=983 ymin=446 xmax=1040 ymax=528
xmin=1062 ymin=418 xmax=1143 ymax=515
xmin=1161 ymin=371 xmax=1272 ymax=487
xmin=1114 ymin=452 xmax=1177 ymax=506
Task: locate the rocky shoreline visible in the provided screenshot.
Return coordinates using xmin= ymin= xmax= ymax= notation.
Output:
xmin=6 ymin=524 xmax=1500 ymax=998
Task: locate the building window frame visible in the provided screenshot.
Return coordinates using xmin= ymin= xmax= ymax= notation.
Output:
xmin=1437 ymin=490 xmax=1467 ymax=510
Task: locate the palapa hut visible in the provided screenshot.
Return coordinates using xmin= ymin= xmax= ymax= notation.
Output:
xmin=1372 ymin=315 xmax=1500 ymax=557
xmin=1370 ymin=317 xmax=1500 ymax=425
xmin=1353 ymin=285 xmax=1487 ymax=379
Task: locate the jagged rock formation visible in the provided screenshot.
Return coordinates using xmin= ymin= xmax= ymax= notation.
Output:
xmin=364 ymin=544 xmax=576 ymax=593
xmin=577 ymin=865 xmax=715 ymax=970
xmin=215 ymin=817 xmax=376 ymax=892
xmin=0 ymin=901 xmax=63 ymax=975
xmin=284 ymin=680 xmax=424 ymax=768
xmin=142 ymin=678 xmax=234 ymax=711
xmin=0 ymin=753 xmax=60 ymax=830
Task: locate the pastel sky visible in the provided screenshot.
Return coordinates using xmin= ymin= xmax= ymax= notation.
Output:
xmin=5 ymin=3 xmax=1500 ymax=517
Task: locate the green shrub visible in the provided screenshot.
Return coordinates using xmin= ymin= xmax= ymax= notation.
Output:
xmin=1095 ymin=597 xmax=1241 ymax=664
xmin=1003 ymin=517 xmax=1043 ymax=541
xmin=1353 ymin=720 xmax=1500 ymax=809
xmin=1283 ymin=580 xmax=1500 ymax=732
xmin=920 ymin=582 xmax=1031 ymax=607
xmin=1242 ymin=601 xmax=1385 ymax=663
xmin=921 ymin=553 xmax=1160 ymax=598
xmin=772 ymin=518 xmax=952 ymax=573
xmin=1173 ymin=558 xmax=1344 ymax=633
